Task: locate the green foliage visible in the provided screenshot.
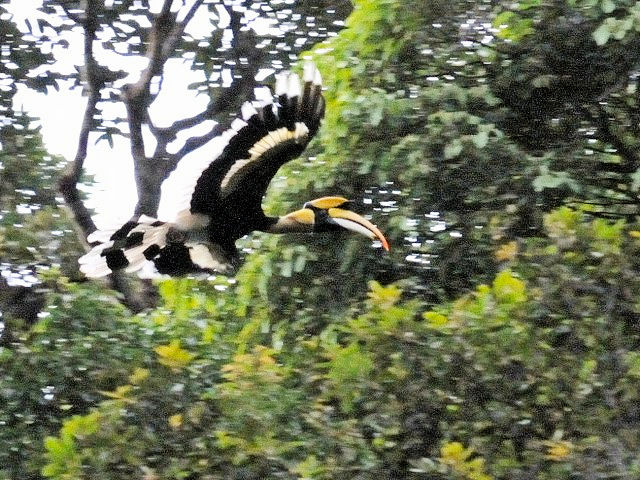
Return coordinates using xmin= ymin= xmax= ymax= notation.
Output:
xmin=30 ymin=210 xmax=640 ymax=479
xmin=0 ymin=116 xmax=83 ymax=278
xmin=324 ymin=342 xmax=374 ymax=412
xmin=490 ymin=0 xmax=640 ymax=216
xmin=254 ymin=0 xmax=534 ymax=302
xmin=493 ymin=11 xmax=534 ymax=41
xmin=438 ymin=441 xmax=492 ymax=480
xmin=42 ymin=412 xmax=100 ymax=478
xmin=592 ymin=2 xmax=640 ymax=45
xmin=0 ymin=280 xmax=145 ymax=479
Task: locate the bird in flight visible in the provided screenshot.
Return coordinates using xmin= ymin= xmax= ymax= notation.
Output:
xmin=79 ymin=62 xmax=389 ymax=278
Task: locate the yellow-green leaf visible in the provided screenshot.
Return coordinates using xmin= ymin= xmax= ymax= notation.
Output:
xmin=155 ymin=339 xmax=195 ymax=371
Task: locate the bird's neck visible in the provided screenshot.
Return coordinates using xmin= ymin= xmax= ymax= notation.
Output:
xmin=262 ymin=215 xmax=313 ymax=234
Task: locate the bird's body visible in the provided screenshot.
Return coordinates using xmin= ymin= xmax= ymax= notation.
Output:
xmin=79 ymin=63 xmax=388 ymax=278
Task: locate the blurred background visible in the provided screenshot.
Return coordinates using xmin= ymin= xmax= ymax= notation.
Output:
xmin=1 ymin=0 xmax=640 ymax=478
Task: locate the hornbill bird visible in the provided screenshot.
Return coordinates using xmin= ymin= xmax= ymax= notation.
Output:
xmin=79 ymin=63 xmax=389 ymax=278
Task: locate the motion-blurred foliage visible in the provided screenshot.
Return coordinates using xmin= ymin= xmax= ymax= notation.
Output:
xmin=15 ymin=208 xmax=640 ymax=479
xmin=3 ymin=0 xmax=640 ymax=478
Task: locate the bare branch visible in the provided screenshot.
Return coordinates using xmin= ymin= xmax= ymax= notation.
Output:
xmin=180 ymin=0 xmax=204 ymax=26
xmin=55 ymin=0 xmax=84 ymax=24
xmin=172 ymin=124 xmax=225 ymax=161
xmin=110 ymin=275 xmax=155 ymax=314
xmin=124 ymin=0 xmax=176 ymax=102
xmin=132 ymin=0 xmax=206 ymax=110
xmin=171 ymin=0 xmax=205 ymax=47
xmin=150 ymin=5 xmax=263 ymax=177
xmin=158 ymin=102 xmax=220 ymax=139
xmin=58 ymin=92 xmax=98 ymax=236
xmin=58 ymin=0 xmax=101 ymax=237
xmin=56 ymin=0 xmax=154 ymax=312
xmin=117 ymin=1 xmax=265 ymax=218
xmin=156 ymin=75 xmax=250 ymax=141
xmin=121 ymin=0 xmax=179 ymax=216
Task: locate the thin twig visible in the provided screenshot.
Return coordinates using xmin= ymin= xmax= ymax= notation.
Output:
xmin=171 ymin=123 xmax=225 ymax=161
xmin=172 ymin=0 xmax=205 ymax=44
xmin=56 ymin=0 xmax=84 ymax=24
xmin=584 ymin=105 xmax=640 ymax=172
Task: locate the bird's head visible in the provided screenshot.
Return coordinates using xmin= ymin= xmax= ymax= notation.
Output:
xmin=279 ymin=196 xmax=389 ymax=251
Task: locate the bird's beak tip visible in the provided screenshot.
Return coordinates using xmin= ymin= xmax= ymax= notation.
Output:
xmin=327 ymin=208 xmax=390 ymax=252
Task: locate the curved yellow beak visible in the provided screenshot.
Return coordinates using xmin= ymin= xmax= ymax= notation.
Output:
xmin=327 ymin=208 xmax=390 ymax=251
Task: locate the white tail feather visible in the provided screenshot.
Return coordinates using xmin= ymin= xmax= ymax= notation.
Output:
xmin=87 ymin=230 xmax=116 ymax=244
xmin=79 ymin=221 xmax=171 ymax=278
xmin=287 ymin=73 xmax=301 ymax=97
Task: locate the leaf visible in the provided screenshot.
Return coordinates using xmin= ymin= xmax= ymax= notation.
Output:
xmin=518 ymin=0 xmax=541 ymax=9
xmin=326 ymin=342 xmax=374 ymax=411
xmin=60 ymin=412 xmax=100 ymax=440
xmin=423 ymin=311 xmax=449 ymax=327
xmin=532 ymin=74 xmax=554 ymax=88
xmin=440 ymin=441 xmax=472 ymax=464
xmin=492 ymin=269 xmax=526 ymax=304
xmin=493 ymin=11 xmax=534 ymax=40
xmin=154 ymin=339 xmax=195 ymax=371
xmin=533 ymin=165 xmax=579 ymax=192
xmin=543 ymin=440 xmax=573 ymax=461
xmin=168 ymin=413 xmax=183 ymax=429
xmin=99 ymin=384 xmax=134 ymax=402
xmin=369 ymin=103 xmax=384 ymax=126
xmin=293 ymin=455 xmax=326 ymax=478
xmin=293 ymin=254 xmax=307 ymax=272
xmin=43 ymin=436 xmax=66 ymax=457
xmin=601 ymin=0 xmax=615 ymax=13
xmin=444 ymin=139 xmax=463 ymax=159
xmin=201 ymin=323 xmax=220 ymax=344
xmin=626 ymin=352 xmax=640 ymax=377
xmin=630 ymin=167 xmax=640 ymax=191
xmin=280 ymin=259 xmax=292 ymax=277
xmin=128 ymin=367 xmax=150 ymax=384
xmin=493 ymin=11 xmax=517 ymax=30
xmin=367 ymin=280 xmax=402 ymax=309
xmin=495 ymin=241 xmax=518 ymax=261
xmin=41 ymin=463 xmax=58 ymax=478
xmin=327 ymin=343 xmax=373 ymax=383
xmin=579 ymin=358 xmax=597 ymax=380
xmin=593 ymin=22 xmax=610 ymax=46
xmin=472 ymin=130 xmax=489 ymax=149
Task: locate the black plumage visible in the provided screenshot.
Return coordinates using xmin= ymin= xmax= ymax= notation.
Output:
xmin=80 ymin=63 xmax=328 ymax=278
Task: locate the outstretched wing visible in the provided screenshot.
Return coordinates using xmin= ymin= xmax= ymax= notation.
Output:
xmin=170 ymin=62 xmax=325 ymax=220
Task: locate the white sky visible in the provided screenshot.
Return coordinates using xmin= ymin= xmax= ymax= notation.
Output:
xmin=5 ymin=0 xmax=280 ymax=229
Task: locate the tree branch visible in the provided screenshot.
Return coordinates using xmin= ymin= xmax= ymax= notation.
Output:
xmin=121 ymin=1 xmax=264 ymax=216
xmin=58 ymin=0 xmax=101 ymax=238
xmin=172 ymin=0 xmax=205 ymax=46
xmin=156 ymin=100 xmax=222 ymax=140
xmin=56 ymin=0 xmax=152 ymax=313
xmin=172 ymin=124 xmax=225 ymax=161
xmin=124 ymin=0 xmax=178 ymax=104
xmin=159 ymin=5 xmax=263 ymax=173
xmin=121 ymin=0 xmax=178 ymax=216
xmin=586 ymin=105 xmax=640 ymax=173
xmin=56 ymin=1 xmax=84 ymax=24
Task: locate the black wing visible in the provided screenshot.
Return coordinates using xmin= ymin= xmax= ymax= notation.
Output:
xmin=188 ymin=62 xmax=325 ymax=218
xmin=80 ymin=65 xmax=324 ymax=278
